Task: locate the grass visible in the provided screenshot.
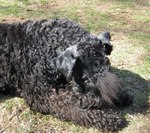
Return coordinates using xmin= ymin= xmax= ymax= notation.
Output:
xmin=0 ymin=0 xmax=150 ymax=132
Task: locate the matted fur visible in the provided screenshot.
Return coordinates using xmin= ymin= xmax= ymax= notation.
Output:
xmin=0 ymin=19 xmax=132 ymax=132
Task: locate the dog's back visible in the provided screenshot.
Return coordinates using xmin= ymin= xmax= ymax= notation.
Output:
xmin=0 ymin=19 xmax=90 ymax=95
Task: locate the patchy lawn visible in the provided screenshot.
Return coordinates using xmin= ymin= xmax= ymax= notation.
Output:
xmin=0 ymin=0 xmax=150 ymax=132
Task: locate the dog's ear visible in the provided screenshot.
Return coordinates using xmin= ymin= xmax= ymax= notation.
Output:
xmin=54 ymin=45 xmax=79 ymax=80
xmin=97 ymin=32 xmax=113 ymax=55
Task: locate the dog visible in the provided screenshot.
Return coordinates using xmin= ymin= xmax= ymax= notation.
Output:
xmin=0 ymin=19 xmax=132 ymax=132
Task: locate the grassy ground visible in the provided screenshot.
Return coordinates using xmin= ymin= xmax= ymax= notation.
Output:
xmin=0 ymin=0 xmax=150 ymax=132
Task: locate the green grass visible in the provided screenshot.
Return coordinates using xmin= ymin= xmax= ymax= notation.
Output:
xmin=130 ymin=32 xmax=150 ymax=43
xmin=0 ymin=0 xmax=150 ymax=132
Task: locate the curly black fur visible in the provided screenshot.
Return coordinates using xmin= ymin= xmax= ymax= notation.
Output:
xmin=0 ymin=19 xmax=132 ymax=132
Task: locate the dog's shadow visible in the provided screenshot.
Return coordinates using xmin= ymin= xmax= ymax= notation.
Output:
xmin=111 ymin=67 xmax=150 ymax=115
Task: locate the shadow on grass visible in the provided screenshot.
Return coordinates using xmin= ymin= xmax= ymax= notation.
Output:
xmin=0 ymin=94 xmax=15 ymax=104
xmin=111 ymin=67 xmax=150 ymax=115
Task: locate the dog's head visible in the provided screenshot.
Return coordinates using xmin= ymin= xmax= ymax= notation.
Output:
xmin=54 ymin=32 xmax=119 ymax=105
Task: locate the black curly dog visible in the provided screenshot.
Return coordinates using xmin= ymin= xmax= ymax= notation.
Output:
xmin=0 ymin=19 xmax=132 ymax=132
